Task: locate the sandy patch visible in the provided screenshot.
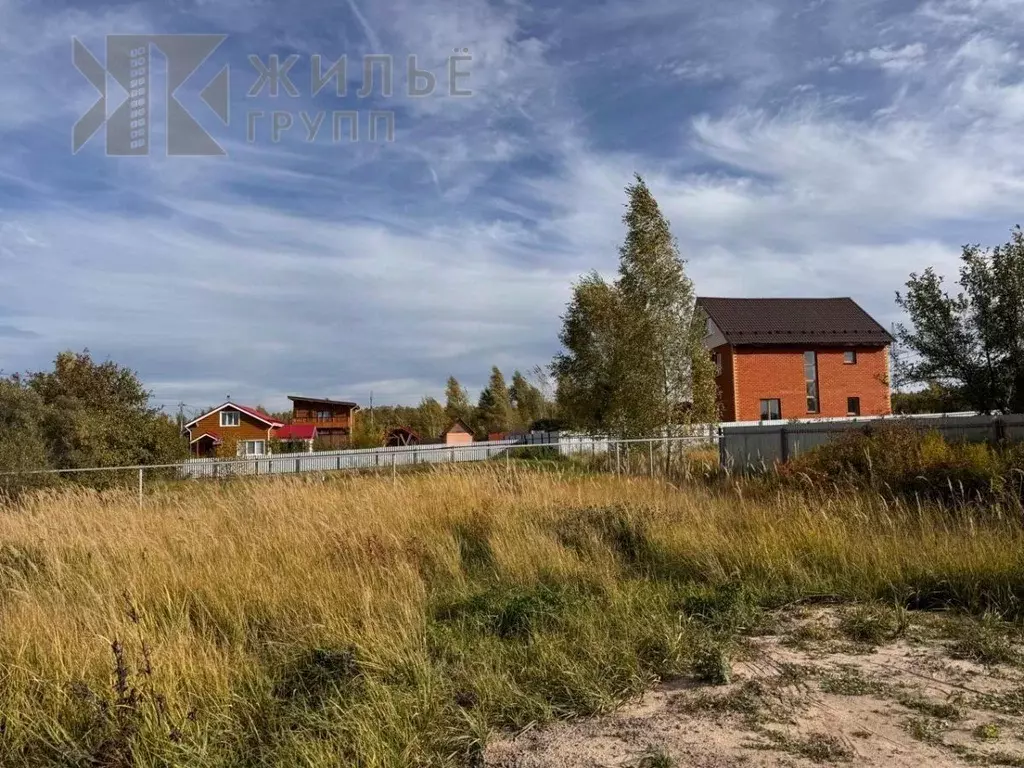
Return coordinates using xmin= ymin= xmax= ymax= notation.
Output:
xmin=486 ymin=608 xmax=1024 ymax=767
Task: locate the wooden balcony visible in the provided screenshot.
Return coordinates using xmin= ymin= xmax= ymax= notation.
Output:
xmin=292 ymin=416 xmax=352 ymax=430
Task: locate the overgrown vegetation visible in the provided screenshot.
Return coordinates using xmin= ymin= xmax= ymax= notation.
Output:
xmin=0 ymin=351 xmax=186 ymax=493
xmin=780 ymin=422 xmax=1024 ymax=509
xmin=3 ymin=464 xmax=1024 ymax=765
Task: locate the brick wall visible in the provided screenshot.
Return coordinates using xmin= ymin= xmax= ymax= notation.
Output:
xmin=728 ymin=345 xmax=891 ymax=422
xmin=711 ymin=344 xmax=738 ymax=421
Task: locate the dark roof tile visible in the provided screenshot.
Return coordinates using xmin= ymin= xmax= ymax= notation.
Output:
xmin=696 ymin=297 xmax=892 ymax=346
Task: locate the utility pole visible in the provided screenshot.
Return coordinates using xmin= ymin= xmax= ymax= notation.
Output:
xmin=369 ymin=390 xmax=374 ymax=432
xmin=177 ymin=402 xmax=186 ymax=431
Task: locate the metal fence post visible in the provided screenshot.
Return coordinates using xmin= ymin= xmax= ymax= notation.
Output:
xmin=649 ymin=441 xmax=654 ymax=477
xmin=138 ymin=467 xmax=143 ymax=509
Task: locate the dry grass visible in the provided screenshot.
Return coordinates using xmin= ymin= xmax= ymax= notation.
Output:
xmin=2 ymin=464 xmax=1024 ymax=766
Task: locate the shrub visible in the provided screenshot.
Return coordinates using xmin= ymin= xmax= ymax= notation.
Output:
xmin=782 ymin=424 xmax=1020 ymax=509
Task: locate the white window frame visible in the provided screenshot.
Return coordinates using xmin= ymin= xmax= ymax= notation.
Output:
xmin=220 ymin=410 xmax=241 ymax=427
xmin=237 ymin=440 xmax=266 ymax=456
xmin=760 ymin=398 xmax=782 ymax=421
xmin=844 ymin=350 xmax=858 ymax=365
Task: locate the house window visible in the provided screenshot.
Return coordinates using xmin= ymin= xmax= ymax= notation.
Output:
xmin=847 ymin=397 xmax=861 ymax=416
xmin=713 ymin=351 xmax=723 ymax=376
xmin=238 ymin=440 xmax=266 ymax=456
xmin=844 ymin=350 xmax=857 ymax=365
xmin=316 ymin=410 xmax=332 ymax=421
xmin=760 ymin=399 xmax=782 ymax=421
xmin=804 ymin=351 xmax=820 ymax=413
xmin=220 ymin=410 xmax=240 ymax=427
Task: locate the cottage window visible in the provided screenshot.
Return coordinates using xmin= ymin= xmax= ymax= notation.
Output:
xmin=713 ymin=351 xmax=723 ymax=376
xmin=220 ymin=410 xmax=240 ymax=427
xmin=760 ymin=399 xmax=782 ymax=421
xmin=847 ymin=397 xmax=861 ymax=416
xmin=238 ymin=440 xmax=266 ymax=456
xmin=804 ymin=351 xmax=819 ymax=413
xmin=844 ymin=350 xmax=857 ymax=365
xmin=316 ymin=410 xmax=332 ymax=421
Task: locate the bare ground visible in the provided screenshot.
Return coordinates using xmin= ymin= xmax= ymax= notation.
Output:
xmin=486 ymin=607 xmax=1024 ymax=767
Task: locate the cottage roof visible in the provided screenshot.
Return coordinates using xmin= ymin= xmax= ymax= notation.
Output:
xmin=697 ymin=297 xmax=893 ymax=346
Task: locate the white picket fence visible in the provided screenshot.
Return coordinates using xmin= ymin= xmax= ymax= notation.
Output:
xmin=179 ymin=432 xmax=613 ymax=479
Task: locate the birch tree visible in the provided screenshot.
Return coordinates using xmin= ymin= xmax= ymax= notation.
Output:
xmin=554 ymin=175 xmax=717 ymax=448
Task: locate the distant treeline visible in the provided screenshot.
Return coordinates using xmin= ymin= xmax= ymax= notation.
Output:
xmin=327 ymin=367 xmax=558 ymax=448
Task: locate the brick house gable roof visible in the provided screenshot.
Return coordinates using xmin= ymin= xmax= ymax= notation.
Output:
xmin=696 ymin=297 xmax=893 ymax=346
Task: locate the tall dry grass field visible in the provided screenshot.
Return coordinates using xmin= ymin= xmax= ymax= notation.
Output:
xmin=2 ymin=464 xmax=1024 ymax=766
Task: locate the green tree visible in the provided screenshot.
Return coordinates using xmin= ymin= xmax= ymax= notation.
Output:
xmin=27 ymin=350 xmax=187 ymax=469
xmin=444 ymin=376 xmax=473 ymax=425
xmin=477 ymin=367 xmax=514 ymax=436
xmin=896 ymin=227 xmax=1024 ymax=413
xmin=616 ymin=175 xmax=716 ymax=437
xmin=553 ymin=273 xmax=622 ymax=432
xmin=410 ymin=397 xmax=447 ymax=441
xmin=553 ymin=175 xmax=717 ymax=440
xmin=510 ymin=370 xmax=545 ymax=430
xmin=0 ymin=377 xmax=51 ymax=492
xmin=892 ymin=382 xmax=971 ymax=415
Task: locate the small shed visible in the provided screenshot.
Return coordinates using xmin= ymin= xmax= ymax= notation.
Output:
xmin=386 ymin=426 xmax=421 ymax=447
xmin=442 ymin=419 xmax=474 ymax=446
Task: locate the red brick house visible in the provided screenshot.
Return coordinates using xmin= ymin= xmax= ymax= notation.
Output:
xmin=697 ymin=297 xmax=893 ymax=422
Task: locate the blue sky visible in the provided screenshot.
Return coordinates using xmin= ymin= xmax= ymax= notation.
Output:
xmin=1 ymin=0 xmax=1023 ymax=413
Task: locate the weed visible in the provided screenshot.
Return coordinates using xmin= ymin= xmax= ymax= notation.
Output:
xmin=434 ymin=583 xmax=569 ymax=639
xmin=819 ymin=667 xmax=882 ymax=696
xmin=683 ymin=582 xmax=764 ymax=634
xmin=974 ymin=688 xmax=1024 ymax=716
xmin=759 ymin=730 xmax=854 ymax=762
xmin=903 ymin=716 xmax=947 ymax=744
xmin=895 ymin=692 xmax=963 ymax=721
xmin=838 ymin=603 xmax=908 ymax=645
xmin=555 ymin=505 xmax=657 ymax=570
xmin=948 ymin=615 xmax=1021 ymax=666
xmin=453 ymin=518 xmax=495 ymax=575
xmin=691 ymin=640 xmax=732 ymax=685
xmin=273 ymin=647 xmax=362 ymax=705
xmin=673 ymin=680 xmax=766 ymax=720
xmin=974 ymin=723 xmax=1002 ymax=740
xmin=637 ymin=746 xmax=675 ymax=767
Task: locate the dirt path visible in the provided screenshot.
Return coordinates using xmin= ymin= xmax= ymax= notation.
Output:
xmin=486 ymin=608 xmax=1024 ymax=767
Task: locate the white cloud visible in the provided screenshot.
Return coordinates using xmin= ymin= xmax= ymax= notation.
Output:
xmin=840 ymin=43 xmax=928 ymax=72
xmin=2 ymin=0 xmax=1024 ymax=408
